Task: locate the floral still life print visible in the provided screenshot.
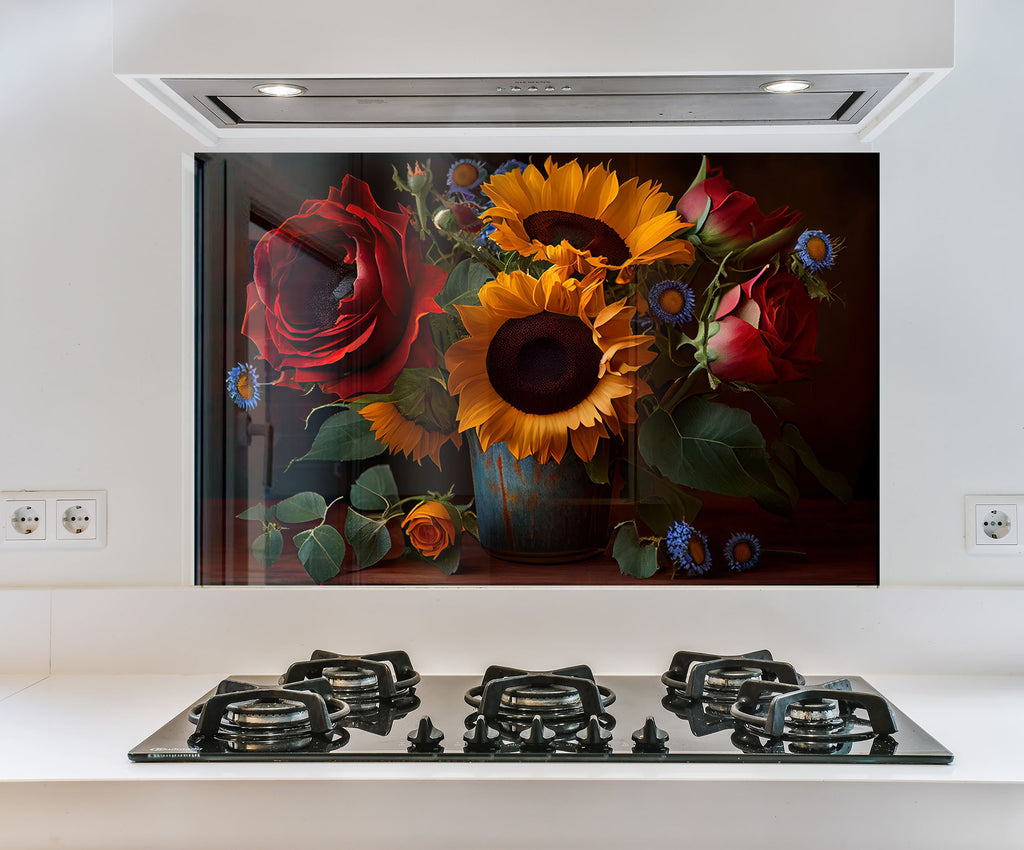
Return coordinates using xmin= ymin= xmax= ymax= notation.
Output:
xmin=197 ymin=152 xmax=878 ymax=586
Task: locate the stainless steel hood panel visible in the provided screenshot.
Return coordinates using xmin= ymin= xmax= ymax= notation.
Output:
xmin=166 ymin=74 xmax=904 ymax=129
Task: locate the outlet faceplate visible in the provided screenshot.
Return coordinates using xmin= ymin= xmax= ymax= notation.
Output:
xmin=965 ymin=495 xmax=1024 ymax=555
xmin=4 ymin=500 xmax=46 ymax=541
xmin=1 ymin=491 xmax=106 ymax=549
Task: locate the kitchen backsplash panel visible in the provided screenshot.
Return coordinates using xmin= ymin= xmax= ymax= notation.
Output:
xmin=42 ymin=585 xmax=1024 ymax=676
xmin=197 ymin=152 xmax=879 ymax=588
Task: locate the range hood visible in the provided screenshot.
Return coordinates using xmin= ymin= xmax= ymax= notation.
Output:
xmin=113 ymin=0 xmax=953 ymax=145
xmin=162 ymin=74 xmax=906 ymax=130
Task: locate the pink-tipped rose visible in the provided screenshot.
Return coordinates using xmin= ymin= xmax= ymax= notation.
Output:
xmin=677 ymin=160 xmax=804 ymax=266
xmin=707 ymin=266 xmax=820 ymax=384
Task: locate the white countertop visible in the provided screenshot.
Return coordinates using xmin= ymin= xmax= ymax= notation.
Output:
xmin=0 ymin=672 xmax=1019 ymax=783
xmin=0 ymin=673 xmax=1022 ymax=849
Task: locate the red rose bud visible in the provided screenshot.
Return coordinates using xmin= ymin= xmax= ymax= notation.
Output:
xmin=449 ymin=201 xmax=486 ymax=234
xmin=677 ymin=163 xmax=803 ymax=267
xmin=707 ymin=266 xmax=820 ymax=384
xmin=242 ymin=175 xmax=447 ymax=400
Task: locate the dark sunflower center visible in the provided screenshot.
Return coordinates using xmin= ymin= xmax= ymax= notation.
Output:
xmin=733 ymin=542 xmax=752 ymax=563
xmin=689 ymin=538 xmax=706 ymax=565
xmin=522 ymin=210 xmax=630 ymax=266
xmin=310 ymin=260 xmax=358 ymax=329
xmin=485 ymin=311 xmax=602 ymax=415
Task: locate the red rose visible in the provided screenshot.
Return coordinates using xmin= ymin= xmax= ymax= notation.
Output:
xmin=677 ymin=161 xmax=803 ymax=267
xmin=707 ymin=266 xmax=820 ymax=383
xmin=242 ymin=175 xmax=446 ymax=399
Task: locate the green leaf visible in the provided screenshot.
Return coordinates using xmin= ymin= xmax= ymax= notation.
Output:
xmin=388 ymin=368 xmax=459 ymax=433
xmin=611 ymin=522 xmax=660 ymax=579
xmin=627 ymin=462 xmax=703 ymax=536
xmin=437 ymin=258 xmax=492 ymax=315
xmin=461 ymin=510 xmax=479 ymax=541
xmin=251 ymin=529 xmax=283 ymax=567
xmin=638 ymin=397 xmax=790 ymax=514
xmin=287 ymin=408 xmax=383 ymax=470
xmin=693 ymin=195 xmax=713 ymax=234
xmin=683 ymin=154 xmax=709 ymax=197
xmin=584 ymin=439 xmax=611 ymax=485
xmin=769 ymin=459 xmax=800 ymax=509
xmin=275 ymin=492 xmax=328 ymax=524
xmin=409 ymin=544 xmax=461 ymax=576
xmin=778 ymin=422 xmax=853 ymax=504
xmin=431 ymin=545 xmax=461 ymax=576
xmin=344 ymin=509 xmax=394 ymax=571
xmin=293 ymin=525 xmax=345 ymax=583
xmin=303 ymin=401 xmax=347 ymax=429
xmin=350 ymin=465 xmax=399 ymax=512
xmin=237 ymin=503 xmax=275 ymax=522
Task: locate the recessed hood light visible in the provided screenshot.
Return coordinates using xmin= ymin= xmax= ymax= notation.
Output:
xmin=255 ymin=83 xmax=307 ymax=97
xmin=760 ymin=80 xmax=813 ymax=93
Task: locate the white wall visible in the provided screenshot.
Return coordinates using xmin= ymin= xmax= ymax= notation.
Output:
xmin=0 ymin=0 xmax=1021 ymax=590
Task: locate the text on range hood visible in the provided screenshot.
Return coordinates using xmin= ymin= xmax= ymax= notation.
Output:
xmin=164 ymin=74 xmax=905 ymax=129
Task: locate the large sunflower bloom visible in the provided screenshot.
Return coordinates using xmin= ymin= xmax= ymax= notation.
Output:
xmin=445 ymin=267 xmax=655 ymax=464
xmin=480 ymin=157 xmax=695 ymax=284
xmin=357 ymin=401 xmax=462 ymax=469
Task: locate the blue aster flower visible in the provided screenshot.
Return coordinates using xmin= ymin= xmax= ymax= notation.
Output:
xmin=723 ymin=532 xmax=761 ymax=572
xmin=446 ymin=159 xmax=488 ymax=198
xmin=226 ymin=362 xmax=261 ymax=411
xmin=665 ymin=520 xmax=712 ymax=577
xmin=475 ymin=222 xmax=499 ymax=250
xmin=647 ymin=280 xmax=696 ymax=328
xmin=795 ymin=229 xmax=836 ymax=273
xmin=493 ymin=159 xmax=528 ymax=176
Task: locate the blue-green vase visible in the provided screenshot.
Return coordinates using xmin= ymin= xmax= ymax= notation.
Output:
xmin=468 ymin=435 xmax=611 ymax=564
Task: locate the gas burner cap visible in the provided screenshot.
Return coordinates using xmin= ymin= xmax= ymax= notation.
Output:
xmin=323 ymin=666 xmax=380 ymax=694
xmin=730 ymin=678 xmax=898 ymax=743
xmin=465 ymin=665 xmax=615 ymax=731
xmin=704 ymin=666 xmax=764 ymax=693
xmin=661 ymin=650 xmax=804 ymax=703
xmin=280 ymin=651 xmax=420 ymax=703
xmin=224 ymin=697 xmax=310 ymax=729
xmin=785 ymin=698 xmax=845 ymax=733
xmin=500 ymin=683 xmax=584 ymax=716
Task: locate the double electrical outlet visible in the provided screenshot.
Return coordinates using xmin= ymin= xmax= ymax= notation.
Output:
xmin=964 ymin=495 xmax=1024 ymax=556
xmin=2 ymin=490 xmax=107 ymax=549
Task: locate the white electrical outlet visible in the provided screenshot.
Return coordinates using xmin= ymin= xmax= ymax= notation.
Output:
xmin=5 ymin=500 xmax=46 ymax=541
xmin=0 ymin=490 xmax=106 ymax=549
xmin=56 ymin=499 xmax=98 ymax=540
xmin=965 ymin=495 xmax=1024 ymax=555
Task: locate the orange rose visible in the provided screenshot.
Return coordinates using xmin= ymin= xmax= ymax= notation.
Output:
xmin=401 ymin=501 xmax=457 ymax=559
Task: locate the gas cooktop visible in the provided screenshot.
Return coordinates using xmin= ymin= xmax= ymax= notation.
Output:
xmin=128 ymin=649 xmax=953 ymax=764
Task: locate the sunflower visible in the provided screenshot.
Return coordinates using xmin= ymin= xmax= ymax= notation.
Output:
xmin=480 ymin=157 xmax=695 ymax=284
xmin=357 ymin=401 xmax=462 ymax=469
xmin=445 ymin=266 xmax=655 ymax=464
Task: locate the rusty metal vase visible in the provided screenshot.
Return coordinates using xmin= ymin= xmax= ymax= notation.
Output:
xmin=468 ymin=435 xmax=611 ymax=564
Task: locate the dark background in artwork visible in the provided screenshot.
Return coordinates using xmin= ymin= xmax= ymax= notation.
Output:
xmin=196 ymin=152 xmax=879 ymax=586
